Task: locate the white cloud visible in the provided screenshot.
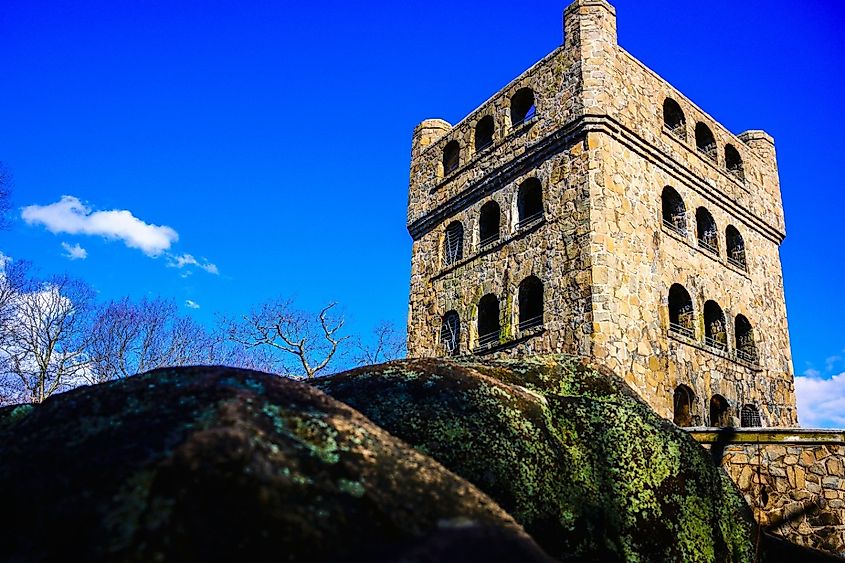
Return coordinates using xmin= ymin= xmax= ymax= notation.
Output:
xmin=795 ymin=371 xmax=845 ymax=429
xmin=185 ymin=299 xmax=201 ymax=309
xmin=60 ymin=242 xmax=88 ymax=261
xmin=22 ymin=195 xmax=178 ymax=257
xmin=167 ymin=253 xmax=219 ymax=275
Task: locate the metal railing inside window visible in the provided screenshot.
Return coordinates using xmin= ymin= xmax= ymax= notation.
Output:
xmin=669 ymin=322 xmax=694 ymax=339
xmin=697 ymin=143 xmax=717 ymax=161
xmin=511 ymin=106 xmax=536 ymax=129
xmin=735 ymin=348 xmax=758 ymax=364
xmin=519 ymin=315 xmax=543 ymax=331
xmin=666 ymin=122 xmax=686 ymax=139
xmin=517 ymin=211 xmax=543 ymax=230
xmin=698 ymin=237 xmax=718 ymax=255
xmin=475 ymin=139 xmax=494 ymax=153
xmin=479 ymin=233 xmax=500 ymax=248
xmin=704 ymin=335 xmax=727 ymax=351
xmin=477 ymin=330 xmax=500 ymax=347
xmin=663 ymin=218 xmax=687 ymax=236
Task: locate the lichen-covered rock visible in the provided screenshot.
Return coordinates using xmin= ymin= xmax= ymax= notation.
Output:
xmin=316 ymin=355 xmax=764 ymax=562
xmin=0 ymin=366 xmax=551 ymax=563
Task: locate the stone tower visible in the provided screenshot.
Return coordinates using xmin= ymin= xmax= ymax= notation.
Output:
xmin=405 ymin=0 xmax=797 ymax=427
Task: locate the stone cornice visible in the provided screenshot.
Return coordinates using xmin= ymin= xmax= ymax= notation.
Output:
xmin=688 ymin=428 xmax=845 ymax=445
xmin=407 ymin=114 xmax=787 ymax=246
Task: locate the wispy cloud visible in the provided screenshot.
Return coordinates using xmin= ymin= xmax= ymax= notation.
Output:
xmin=185 ymin=299 xmax=201 ymax=309
xmin=795 ymin=371 xmax=845 ymax=428
xmin=60 ymin=242 xmax=88 ymax=261
xmin=167 ymin=253 xmax=219 ymax=275
xmin=22 ymin=195 xmax=178 ymax=257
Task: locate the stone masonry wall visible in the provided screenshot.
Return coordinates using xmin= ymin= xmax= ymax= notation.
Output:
xmin=691 ymin=429 xmax=845 ymax=556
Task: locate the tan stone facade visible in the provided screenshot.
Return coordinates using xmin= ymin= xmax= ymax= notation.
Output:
xmin=406 ymin=0 xmax=797 ymax=426
xmin=692 ymin=429 xmax=845 ymax=556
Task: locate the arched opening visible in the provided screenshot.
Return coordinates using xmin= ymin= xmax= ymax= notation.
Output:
xmin=443 ymin=221 xmax=464 ymax=266
xmin=510 ymin=88 xmax=536 ymax=127
xmin=695 ymin=122 xmax=717 ymax=161
xmin=443 ymin=140 xmax=460 ymax=176
xmin=518 ymin=275 xmax=544 ymax=330
xmin=709 ymin=395 xmax=731 ymax=427
xmin=703 ymin=300 xmax=727 ymax=351
xmin=517 ymin=178 xmax=543 ymax=228
xmin=661 ymin=186 xmax=687 ymax=234
xmin=663 ymin=98 xmax=686 ymax=140
xmin=735 ymin=315 xmax=757 ymax=363
xmin=477 ymin=294 xmax=500 ymax=348
xmin=479 ymin=201 xmax=501 ymax=247
xmin=696 ymin=207 xmax=719 ymax=255
xmin=668 ymin=283 xmax=694 ymax=338
xmin=673 ymin=385 xmax=696 ymax=427
xmin=740 ymin=404 xmax=762 ymax=428
xmin=474 ymin=116 xmax=494 ymax=153
xmin=726 ymin=225 xmax=746 ymax=270
xmin=725 ymin=144 xmax=744 ymax=181
xmin=441 ymin=311 xmax=460 ymax=356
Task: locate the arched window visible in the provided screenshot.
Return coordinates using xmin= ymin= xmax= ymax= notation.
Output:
xmin=668 ymin=284 xmax=694 ymax=338
xmin=740 ymin=404 xmax=762 ymax=428
xmin=443 ymin=221 xmax=464 ymax=266
xmin=695 ymin=122 xmax=717 ymax=161
xmin=510 ymin=88 xmax=536 ymax=127
xmin=661 ymin=186 xmax=687 ymax=234
xmin=703 ymin=300 xmax=727 ymax=351
xmin=477 ymin=294 xmax=500 ymax=347
xmin=726 ymin=225 xmax=746 ymax=270
xmin=663 ymin=98 xmax=686 ymax=140
xmin=479 ymin=201 xmax=500 ymax=247
xmin=725 ymin=144 xmax=744 ymax=181
xmin=709 ymin=395 xmax=731 ymax=428
xmin=443 ymin=140 xmax=460 ymax=176
xmin=518 ymin=276 xmax=544 ymax=330
xmin=735 ymin=315 xmax=757 ymax=363
xmin=673 ymin=385 xmax=696 ymax=427
xmin=696 ymin=207 xmax=719 ymax=255
xmin=517 ymin=178 xmax=543 ymax=228
xmin=475 ymin=116 xmax=494 ymax=153
xmin=441 ymin=311 xmax=460 ymax=356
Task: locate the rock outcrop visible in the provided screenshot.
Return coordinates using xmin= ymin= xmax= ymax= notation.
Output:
xmin=0 ymin=366 xmax=550 ymax=563
xmin=316 ymin=355 xmax=786 ymax=562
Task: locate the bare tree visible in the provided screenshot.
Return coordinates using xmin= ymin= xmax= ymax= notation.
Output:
xmin=225 ymin=300 xmax=349 ymax=379
xmin=87 ymin=297 xmax=221 ymax=382
xmin=353 ymin=320 xmax=406 ymax=366
xmin=0 ymin=274 xmax=94 ymax=403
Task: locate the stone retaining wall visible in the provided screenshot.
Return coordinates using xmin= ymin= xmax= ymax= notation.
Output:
xmin=690 ymin=428 xmax=845 ymax=556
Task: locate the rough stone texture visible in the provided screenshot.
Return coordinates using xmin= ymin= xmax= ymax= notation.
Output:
xmin=317 ymin=355 xmax=765 ymax=562
xmin=405 ymin=0 xmax=797 ymax=427
xmin=691 ymin=429 xmax=845 ymax=557
xmin=0 ymin=366 xmax=551 ymax=563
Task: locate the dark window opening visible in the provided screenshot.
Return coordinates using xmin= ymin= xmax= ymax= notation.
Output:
xmin=696 ymin=207 xmax=719 ymax=255
xmin=510 ymin=88 xmax=536 ymax=128
xmin=443 ymin=140 xmax=460 ymax=176
xmin=703 ymin=300 xmax=727 ymax=351
xmin=477 ymin=294 xmax=500 ymax=348
xmin=735 ymin=315 xmax=757 ymax=364
xmin=726 ymin=225 xmax=746 ymax=270
xmin=475 ymin=116 xmax=494 ymax=153
xmin=725 ymin=144 xmax=744 ymax=181
xmin=668 ymin=284 xmax=695 ymax=338
xmin=661 ymin=186 xmax=687 ymax=234
xmin=709 ymin=395 xmax=731 ymax=427
xmin=663 ymin=98 xmax=686 ymax=140
xmin=695 ymin=122 xmax=717 ymax=161
xmin=517 ymin=178 xmax=543 ymax=228
xmin=673 ymin=385 xmax=696 ymax=427
xmin=518 ymin=276 xmax=544 ymax=330
xmin=441 ymin=311 xmax=460 ymax=356
xmin=740 ymin=404 xmax=762 ymax=428
xmin=443 ymin=221 xmax=464 ymax=266
xmin=479 ymin=201 xmax=501 ymax=247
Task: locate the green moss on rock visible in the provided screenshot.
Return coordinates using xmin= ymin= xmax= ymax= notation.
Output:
xmin=316 ymin=355 xmax=758 ymax=562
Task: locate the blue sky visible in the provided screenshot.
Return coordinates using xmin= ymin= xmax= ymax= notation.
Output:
xmin=1 ymin=1 xmax=843 ymax=424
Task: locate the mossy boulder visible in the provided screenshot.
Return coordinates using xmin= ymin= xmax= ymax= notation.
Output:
xmin=0 ymin=366 xmax=551 ymax=563
xmin=315 ymin=355 xmax=760 ymax=562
